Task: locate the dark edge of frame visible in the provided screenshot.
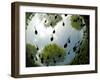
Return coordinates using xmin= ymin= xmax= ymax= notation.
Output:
xmin=11 ymin=1 xmax=98 ymax=78
xmin=11 ymin=2 xmax=20 ymax=78
xmin=95 ymin=6 xmax=98 ymax=74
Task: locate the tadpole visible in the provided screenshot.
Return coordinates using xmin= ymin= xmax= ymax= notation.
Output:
xmin=53 ymin=29 xmax=55 ymax=34
xmin=55 ymin=15 xmax=57 ymax=19
xmin=64 ymin=43 xmax=67 ymax=48
xmin=50 ymin=35 xmax=54 ymax=41
xmin=68 ymin=38 xmax=70 ymax=43
xmin=62 ymin=22 xmax=65 ymax=26
xmin=35 ymin=30 xmax=38 ymax=35
xmin=65 ymin=14 xmax=67 ymax=16
xmin=73 ymin=46 xmax=76 ymax=52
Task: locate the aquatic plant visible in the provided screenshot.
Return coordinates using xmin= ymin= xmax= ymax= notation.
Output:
xmin=71 ymin=15 xmax=84 ymax=30
xmin=70 ymin=36 xmax=89 ymax=65
xmin=44 ymin=13 xmax=62 ymax=27
xmin=26 ymin=44 xmax=38 ymax=67
xmin=26 ymin=12 xmax=35 ymax=29
xmin=40 ymin=43 xmax=66 ymax=66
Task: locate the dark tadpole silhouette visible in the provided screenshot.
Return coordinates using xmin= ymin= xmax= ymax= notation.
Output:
xmin=78 ymin=40 xmax=80 ymax=43
xmin=73 ymin=46 xmax=76 ymax=52
xmin=45 ymin=20 xmax=47 ymax=23
xmin=41 ymin=57 xmax=44 ymax=63
xmin=50 ymin=35 xmax=54 ymax=41
xmin=58 ymin=54 xmax=62 ymax=58
xmin=47 ymin=56 xmax=49 ymax=60
xmin=62 ymin=22 xmax=65 ymax=26
xmin=65 ymin=14 xmax=67 ymax=16
xmin=36 ymin=46 xmax=39 ymax=50
xmin=68 ymin=38 xmax=70 ymax=43
xmin=53 ymin=29 xmax=55 ymax=34
xmin=68 ymin=51 xmax=70 ymax=55
xmin=77 ymin=17 xmax=80 ymax=20
xmin=55 ymin=15 xmax=57 ymax=19
xmin=64 ymin=43 xmax=67 ymax=48
xmin=50 ymin=23 xmax=52 ymax=26
xmin=80 ymin=24 xmax=85 ymax=27
xmin=80 ymin=18 xmax=82 ymax=22
xmin=39 ymin=54 xmax=41 ymax=58
xmin=35 ymin=29 xmax=38 ymax=35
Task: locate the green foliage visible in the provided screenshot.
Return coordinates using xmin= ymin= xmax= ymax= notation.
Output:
xmin=71 ymin=15 xmax=84 ymax=30
xmin=26 ymin=12 xmax=35 ymax=29
xmin=41 ymin=43 xmax=66 ymax=65
xmin=44 ymin=13 xmax=62 ymax=27
xmin=70 ymin=36 xmax=89 ymax=65
xmin=26 ymin=44 xmax=38 ymax=67
xmin=70 ymin=15 xmax=89 ymax=65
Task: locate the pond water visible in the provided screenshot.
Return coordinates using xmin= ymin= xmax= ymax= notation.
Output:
xmin=26 ymin=13 xmax=86 ymax=66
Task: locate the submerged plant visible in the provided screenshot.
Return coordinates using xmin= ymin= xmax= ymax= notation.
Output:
xmin=26 ymin=44 xmax=38 ymax=67
xmin=71 ymin=15 xmax=85 ymax=30
xmin=40 ymin=43 xmax=66 ymax=66
xmin=70 ymin=36 xmax=89 ymax=65
xmin=26 ymin=12 xmax=35 ymax=29
xmin=44 ymin=13 xmax=62 ymax=27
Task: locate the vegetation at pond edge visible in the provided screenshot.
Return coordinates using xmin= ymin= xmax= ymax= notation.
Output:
xmin=26 ymin=12 xmax=35 ymax=29
xmin=69 ymin=15 xmax=89 ymax=65
xmin=70 ymin=35 xmax=89 ymax=65
xmin=26 ymin=44 xmax=38 ymax=67
xmin=40 ymin=43 xmax=66 ymax=66
xmin=71 ymin=15 xmax=84 ymax=30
